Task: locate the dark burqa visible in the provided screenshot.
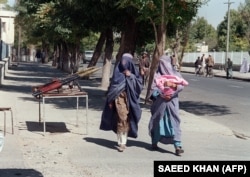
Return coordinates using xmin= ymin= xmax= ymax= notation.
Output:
xmin=100 ymin=53 xmax=143 ymax=138
xmin=148 ymin=55 xmax=185 ymax=145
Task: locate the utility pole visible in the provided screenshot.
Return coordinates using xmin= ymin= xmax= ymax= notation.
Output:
xmin=224 ymin=0 xmax=234 ymax=68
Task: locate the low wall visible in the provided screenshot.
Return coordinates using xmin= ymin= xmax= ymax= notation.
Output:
xmin=182 ymin=51 xmax=249 ymax=65
xmin=182 ymin=62 xmax=241 ymax=72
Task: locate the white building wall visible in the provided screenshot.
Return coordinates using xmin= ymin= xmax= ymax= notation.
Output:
xmin=182 ymin=51 xmax=249 ymax=65
xmin=0 ymin=10 xmax=17 ymax=45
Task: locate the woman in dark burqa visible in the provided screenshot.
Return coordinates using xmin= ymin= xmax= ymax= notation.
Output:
xmin=100 ymin=53 xmax=143 ymax=152
xmin=148 ymin=54 xmax=186 ymax=156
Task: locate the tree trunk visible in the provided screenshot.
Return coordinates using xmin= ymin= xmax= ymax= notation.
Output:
xmin=55 ymin=44 xmax=61 ymax=69
xmin=116 ymin=15 xmax=137 ymax=64
xmin=61 ymin=41 xmax=70 ymax=73
xmin=116 ymin=31 xmax=125 ymax=64
xmin=101 ymin=28 xmax=114 ymax=89
xmin=83 ymin=31 xmax=106 ymax=80
xmin=87 ymin=31 xmax=106 ymax=68
xmin=70 ymin=43 xmax=80 ymax=73
xmin=17 ymin=26 xmax=21 ymax=62
xmin=171 ymin=29 xmax=180 ymax=69
xmin=179 ymin=22 xmax=191 ymax=71
xmin=145 ymin=1 xmax=166 ymax=102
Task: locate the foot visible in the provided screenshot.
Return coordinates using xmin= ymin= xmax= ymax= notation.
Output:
xmin=117 ymin=144 xmax=126 ymax=152
xmin=151 ymin=144 xmax=159 ymax=150
xmin=175 ymin=147 xmax=184 ymax=156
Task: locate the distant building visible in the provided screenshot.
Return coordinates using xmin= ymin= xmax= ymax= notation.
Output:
xmin=196 ymin=42 xmax=208 ymax=53
xmin=0 ymin=4 xmax=17 ymax=60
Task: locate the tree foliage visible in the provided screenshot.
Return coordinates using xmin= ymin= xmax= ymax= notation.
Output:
xmin=17 ymin=0 xmax=248 ymax=78
xmin=189 ymin=17 xmax=217 ymax=51
xmin=0 ymin=0 xmax=7 ymax=4
xmin=217 ymin=9 xmax=250 ymax=51
xmin=238 ymin=0 xmax=250 ymax=48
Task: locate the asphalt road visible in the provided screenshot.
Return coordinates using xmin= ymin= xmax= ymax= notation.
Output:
xmin=179 ymin=73 xmax=250 ymax=138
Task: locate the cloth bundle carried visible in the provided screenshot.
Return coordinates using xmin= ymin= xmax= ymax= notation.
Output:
xmin=155 ymin=74 xmax=189 ymax=96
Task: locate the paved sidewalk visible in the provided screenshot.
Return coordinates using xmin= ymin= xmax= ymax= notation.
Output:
xmin=0 ymin=62 xmax=249 ymax=177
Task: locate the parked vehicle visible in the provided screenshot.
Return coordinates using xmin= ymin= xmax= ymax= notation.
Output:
xmin=83 ymin=50 xmax=94 ymax=63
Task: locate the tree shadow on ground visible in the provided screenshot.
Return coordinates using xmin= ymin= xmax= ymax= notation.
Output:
xmin=139 ymin=98 xmax=233 ymax=117
xmin=180 ymin=101 xmax=232 ymax=116
xmin=0 ymin=169 xmax=43 ymax=177
xmin=25 ymin=121 xmax=70 ymax=133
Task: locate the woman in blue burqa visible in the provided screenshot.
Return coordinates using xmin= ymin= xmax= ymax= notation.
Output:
xmin=148 ymin=54 xmax=186 ymax=156
xmin=100 ymin=53 xmax=143 ymax=152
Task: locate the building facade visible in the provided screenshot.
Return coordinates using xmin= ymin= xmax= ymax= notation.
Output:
xmin=0 ymin=5 xmax=17 ymax=60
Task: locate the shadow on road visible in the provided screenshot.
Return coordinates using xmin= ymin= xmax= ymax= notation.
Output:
xmin=83 ymin=137 xmax=175 ymax=155
xmin=180 ymin=100 xmax=232 ymax=116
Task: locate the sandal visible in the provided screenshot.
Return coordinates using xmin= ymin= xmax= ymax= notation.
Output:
xmin=175 ymin=147 xmax=184 ymax=156
xmin=117 ymin=144 xmax=126 ymax=152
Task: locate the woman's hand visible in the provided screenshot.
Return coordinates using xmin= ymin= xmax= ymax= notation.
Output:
xmin=124 ymin=70 xmax=131 ymax=77
xmin=140 ymin=68 xmax=145 ymax=76
xmin=164 ymin=81 xmax=177 ymax=90
xmin=161 ymin=94 xmax=172 ymax=101
xmin=109 ymin=102 xmax=113 ymax=109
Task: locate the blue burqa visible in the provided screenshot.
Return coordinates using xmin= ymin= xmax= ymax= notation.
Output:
xmin=148 ymin=55 xmax=185 ymax=145
xmin=100 ymin=53 xmax=143 ymax=138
